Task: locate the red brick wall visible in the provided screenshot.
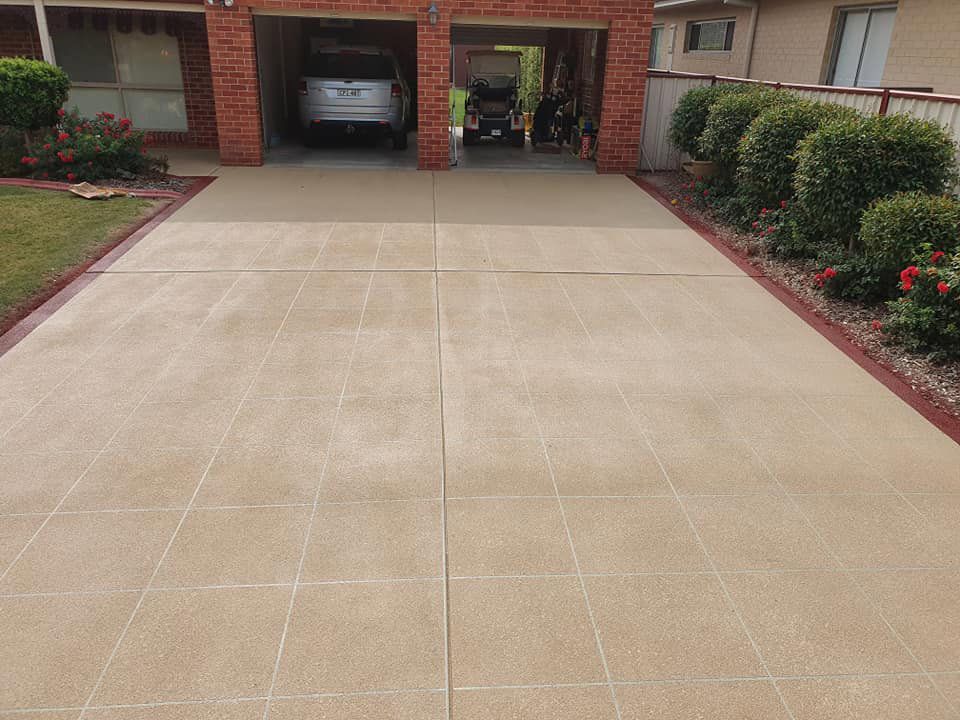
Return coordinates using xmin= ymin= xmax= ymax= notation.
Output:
xmin=417 ymin=8 xmax=450 ymax=171
xmin=206 ymin=5 xmax=262 ymax=165
xmin=0 ymin=7 xmax=41 ymax=59
xmin=178 ymin=16 xmax=219 ymax=148
xmin=596 ymin=16 xmax=650 ymax=173
xmin=204 ymin=0 xmax=652 ymax=172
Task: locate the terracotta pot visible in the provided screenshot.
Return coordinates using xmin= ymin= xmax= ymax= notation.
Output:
xmin=682 ymin=159 xmax=719 ymax=179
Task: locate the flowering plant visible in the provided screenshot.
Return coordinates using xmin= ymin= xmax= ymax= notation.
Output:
xmin=21 ymin=109 xmax=149 ymax=182
xmin=884 ymin=246 xmax=960 ymax=360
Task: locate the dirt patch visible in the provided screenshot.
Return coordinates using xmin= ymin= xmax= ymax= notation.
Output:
xmin=645 ymin=171 xmax=960 ymax=421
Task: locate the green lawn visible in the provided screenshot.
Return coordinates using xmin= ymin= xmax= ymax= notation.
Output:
xmin=449 ymin=88 xmax=467 ymax=127
xmin=0 ymin=186 xmax=155 ymax=327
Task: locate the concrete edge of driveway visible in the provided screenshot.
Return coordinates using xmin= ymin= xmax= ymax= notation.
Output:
xmin=0 ymin=175 xmax=216 ymax=359
xmin=630 ymin=174 xmax=960 ymax=447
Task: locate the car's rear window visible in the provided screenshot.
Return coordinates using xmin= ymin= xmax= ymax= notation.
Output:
xmin=305 ymin=52 xmax=395 ymax=80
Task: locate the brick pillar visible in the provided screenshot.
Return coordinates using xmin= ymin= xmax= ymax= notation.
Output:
xmin=416 ymin=8 xmax=450 ymax=171
xmin=206 ymin=5 xmax=262 ymax=166
xmin=596 ymin=15 xmax=651 ymax=174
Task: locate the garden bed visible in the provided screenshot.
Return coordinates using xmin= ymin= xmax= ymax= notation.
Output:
xmin=645 ymin=170 xmax=960 ymax=421
xmin=0 ymin=185 xmax=165 ymax=337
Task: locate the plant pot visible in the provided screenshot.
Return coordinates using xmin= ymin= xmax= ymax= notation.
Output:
xmin=682 ymin=159 xmax=719 ymax=179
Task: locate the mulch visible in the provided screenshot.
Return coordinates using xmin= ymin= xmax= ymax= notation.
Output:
xmin=645 ymin=171 xmax=960 ymax=422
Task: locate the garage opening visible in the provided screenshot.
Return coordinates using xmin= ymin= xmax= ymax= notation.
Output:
xmin=449 ymin=22 xmax=608 ymax=172
xmin=254 ymin=14 xmax=417 ymax=169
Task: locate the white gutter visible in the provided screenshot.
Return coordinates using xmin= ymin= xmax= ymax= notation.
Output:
xmin=723 ymin=0 xmax=758 ymax=78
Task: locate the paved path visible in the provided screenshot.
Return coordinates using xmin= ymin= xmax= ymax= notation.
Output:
xmin=1 ymin=169 xmax=959 ymax=720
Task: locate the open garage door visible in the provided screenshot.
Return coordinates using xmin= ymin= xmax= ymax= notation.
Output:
xmin=449 ymin=21 xmax=607 ymax=172
xmin=254 ymin=13 xmax=418 ymax=169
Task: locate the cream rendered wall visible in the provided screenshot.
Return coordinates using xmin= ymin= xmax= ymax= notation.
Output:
xmin=652 ymin=2 xmax=755 ymax=75
xmin=882 ymin=0 xmax=960 ymax=95
xmin=747 ymin=0 xmax=839 ymax=84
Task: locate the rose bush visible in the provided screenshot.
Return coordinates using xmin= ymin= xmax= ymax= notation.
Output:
xmin=22 ymin=109 xmax=152 ymax=182
xmin=884 ymin=248 xmax=960 ymax=360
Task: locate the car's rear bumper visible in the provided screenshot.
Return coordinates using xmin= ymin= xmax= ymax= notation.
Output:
xmin=306 ymin=119 xmax=398 ymax=135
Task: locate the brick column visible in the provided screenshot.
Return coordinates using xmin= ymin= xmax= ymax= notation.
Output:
xmin=596 ymin=15 xmax=651 ymax=174
xmin=206 ymin=5 xmax=262 ymax=166
xmin=416 ymin=8 xmax=450 ymax=171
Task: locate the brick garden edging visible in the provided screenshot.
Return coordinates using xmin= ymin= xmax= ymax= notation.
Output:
xmin=629 ymin=174 xmax=960 ymax=446
xmin=0 ymin=176 xmax=216 ymax=357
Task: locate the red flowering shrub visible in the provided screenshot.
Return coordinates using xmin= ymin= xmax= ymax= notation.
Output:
xmin=24 ymin=109 xmax=149 ymax=182
xmin=884 ymin=247 xmax=960 ymax=360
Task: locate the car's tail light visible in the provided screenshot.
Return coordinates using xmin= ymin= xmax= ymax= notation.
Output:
xmin=391 ymin=83 xmax=402 ymax=97
xmin=298 ymin=80 xmax=308 ymax=96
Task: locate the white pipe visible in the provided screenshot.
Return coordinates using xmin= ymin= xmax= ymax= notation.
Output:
xmin=723 ymin=0 xmax=758 ymax=78
xmin=32 ymin=0 xmax=55 ymax=64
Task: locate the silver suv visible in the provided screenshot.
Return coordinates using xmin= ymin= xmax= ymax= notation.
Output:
xmin=298 ymin=46 xmax=411 ymax=150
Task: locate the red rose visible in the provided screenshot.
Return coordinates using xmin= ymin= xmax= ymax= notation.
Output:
xmin=931 ymin=251 xmax=946 ymax=264
xmin=871 ymin=320 xmax=883 ymax=331
xmin=57 ymin=132 xmax=69 ymax=141
xmin=823 ymin=267 xmax=837 ymax=279
xmin=751 ymin=221 xmax=760 ymax=229
xmin=767 ymin=226 xmax=776 ymax=234
xmin=814 ymin=273 xmax=825 ymax=288
xmin=779 ymin=200 xmax=787 ymax=209
xmin=761 ymin=208 xmax=768 ymax=215
xmin=66 ymin=172 xmax=76 ymax=182
xmin=43 ymin=143 xmax=51 ymax=150
xmin=57 ymin=108 xmax=65 ymax=117
xmin=937 ymin=281 xmax=950 ymax=295
xmin=902 ymin=277 xmax=913 ymax=292
xmin=703 ymin=189 xmax=709 ymax=197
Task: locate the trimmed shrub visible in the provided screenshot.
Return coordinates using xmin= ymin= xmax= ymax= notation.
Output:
xmin=0 ymin=125 xmax=26 ymax=177
xmin=0 ymin=58 xmax=70 ymax=132
xmin=814 ymin=193 xmax=960 ymax=303
xmin=792 ymin=113 xmax=958 ymax=252
xmin=737 ymin=100 xmax=860 ymax=210
xmin=860 ymin=191 xmax=960 ymax=270
xmin=698 ymin=88 xmax=797 ymax=175
xmin=668 ymin=83 xmax=751 ymax=157
xmin=23 ymin=109 xmax=149 ymax=182
xmin=884 ymin=248 xmax=960 ymax=360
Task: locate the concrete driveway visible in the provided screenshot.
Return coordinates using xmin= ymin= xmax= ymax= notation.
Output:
xmin=1 ymin=168 xmax=959 ymax=720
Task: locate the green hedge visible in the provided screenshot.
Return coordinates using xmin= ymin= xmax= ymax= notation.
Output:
xmin=668 ymin=83 xmax=751 ymax=157
xmin=698 ymin=88 xmax=796 ymax=176
xmin=737 ymin=100 xmax=860 ymax=211
xmin=0 ymin=58 xmax=70 ymax=132
xmin=792 ymin=113 xmax=958 ymax=252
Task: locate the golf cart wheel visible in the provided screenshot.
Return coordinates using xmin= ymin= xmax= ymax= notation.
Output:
xmin=463 ymin=129 xmax=479 ymax=146
xmin=392 ymin=130 xmax=408 ymax=151
xmin=511 ymin=129 xmax=525 ymax=148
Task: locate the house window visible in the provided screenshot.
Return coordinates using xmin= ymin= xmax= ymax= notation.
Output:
xmin=53 ymin=15 xmax=187 ymax=131
xmin=828 ymin=5 xmax=897 ymax=88
xmin=649 ymin=25 xmax=664 ymax=68
xmin=686 ymin=18 xmax=735 ymax=52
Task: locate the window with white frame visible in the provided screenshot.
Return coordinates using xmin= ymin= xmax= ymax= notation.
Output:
xmin=685 ymin=18 xmax=735 ymax=52
xmin=828 ymin=5 xmax=897 ymax=88
xmin=52 ymin=14 xmax=187 ymax=131
xmin=649 ymin=25 xmax=664 ymax=68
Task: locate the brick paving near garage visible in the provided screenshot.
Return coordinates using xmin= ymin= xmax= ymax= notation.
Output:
xmin=1 ymin=168 xmax=959 ymax=720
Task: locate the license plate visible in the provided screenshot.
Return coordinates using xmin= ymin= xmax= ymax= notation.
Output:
xmin=491 ymin=129 xmax=502 ymax=137
xmin=337 ymin=89 xmax=361 ymax=97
